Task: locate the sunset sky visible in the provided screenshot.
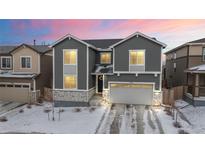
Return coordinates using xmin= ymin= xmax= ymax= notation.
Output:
xmin=1 ymin=19 xmax=205 ymax=52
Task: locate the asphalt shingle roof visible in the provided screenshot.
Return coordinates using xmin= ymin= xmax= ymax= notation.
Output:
xmin=188 ymin=38 xmax=205 ymax=44
xmin=83 ymin=39 xmax=123 ymax=49
xmin=0 ymin=46 xmax=17 ymax=54
xmin=0 ymin=44 xmax=51 ymax=54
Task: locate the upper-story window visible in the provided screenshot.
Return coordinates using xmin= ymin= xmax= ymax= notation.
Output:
xmin=174 ymin=53 xmax=176 ymax=59
xmin=1 ymin=56 xmax=11 ymax=69
xmin=64 ymin=49 xmax=77 ymax=65
xmin=129 ymin=50 xmax=145 ymax=65
xmin=203 ymin=48 xmax=205 ymax=61
xmin=100 ymin=52 xmax=111 ymax=64
xmin=21 ymin=56 xmax=31 ymax=69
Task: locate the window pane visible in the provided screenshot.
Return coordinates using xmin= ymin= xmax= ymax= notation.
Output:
xmin=64 ymin=50 xmax=77 ymax=64
xmin=100 ymin=53 xmax=111 ymax=64
xmin=130 ymin=51 xmax=137 ymax=64
xmin=2 ymin=58 xmax=6 ymax=67
xmin=136 ymin=51 xmax=144 ymax=65
xmin=6 ymin=58 xmax=10 ymax=68
xmin=130 ymin=50 xmax=144 ymax=65
xmin=22 ymin=58 xmax=26 ymax=68
xmin=64 ymin=75 xmax=77 ymax=89
xmin=26 ymin=58 xmax=31 ymax=68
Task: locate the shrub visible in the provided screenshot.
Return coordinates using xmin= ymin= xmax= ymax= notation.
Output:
xmin=73 ymin=108 xmax=81 ymax=112
xmin=37 ymin=97 xmax=43 ymax=104
xmin=0 ymin=116 xmax=8 ymax=122
xmin=89 ymin=107 xmax=96 ymax=113
xmin=27 ymin=104 xmax=32 ymax=109
xmin=59 ymin=109 xmax=64 ymax=113
xmin=19 ymin=109 xmax=24 ymax=113
xmin=173 ymin=122 xmax=182 ymax=128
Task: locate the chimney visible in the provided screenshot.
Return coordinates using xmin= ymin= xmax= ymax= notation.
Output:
xmin=33 ymin=40 xmax=36 ymax=46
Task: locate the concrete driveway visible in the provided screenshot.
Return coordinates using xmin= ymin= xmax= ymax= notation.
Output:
xmin=0 ymin=101 xmax=25 ymax=115
xmin=96 ymin=104 xmax=164 ymax=134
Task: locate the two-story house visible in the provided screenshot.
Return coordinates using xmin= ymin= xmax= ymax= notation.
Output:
xmin=165 ymin=38 xmax=205 ymax=106
xmin=52 ymin=32 xmax=166 ymax=107
xmin=0 ymin=44 xmax=52 ymax=103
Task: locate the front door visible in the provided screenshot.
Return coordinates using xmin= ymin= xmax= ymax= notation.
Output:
xmin=97 ymin=75 xmax=103 ymax=93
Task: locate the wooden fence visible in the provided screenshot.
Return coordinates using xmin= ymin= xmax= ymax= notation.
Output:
xmin=162 ymin=86 xmax=184 ymax=107
xmin=44 ymin=87 xmax=53 ymax=101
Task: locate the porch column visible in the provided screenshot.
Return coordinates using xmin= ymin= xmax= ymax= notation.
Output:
xmin=194 ymin=73 xmax=199 ymax=97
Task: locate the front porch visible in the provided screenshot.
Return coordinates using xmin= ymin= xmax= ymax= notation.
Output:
xmin=184 ymin=64 xmax=205 ymax=106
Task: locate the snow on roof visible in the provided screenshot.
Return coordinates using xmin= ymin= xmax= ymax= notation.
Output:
xmin=92 ymin=65 xmax=113 ymax=74
xmin=0 ymin=71 xmax=37 ymax=78
xmin=186 ymin=64 xmax=205 ymax=73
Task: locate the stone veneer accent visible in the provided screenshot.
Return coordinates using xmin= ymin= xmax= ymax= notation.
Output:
xmin=53 ymin=88 xmax=96 ymax=103
xmin=88 ymin=88 xmax=96 ymax=101
xmin=153 ymin=91 xmax=162 ymax=106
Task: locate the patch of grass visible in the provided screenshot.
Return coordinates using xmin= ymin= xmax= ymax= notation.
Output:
xmin=19 ymin=109 xmax=24 ymax=113
xmin=178 ymin=129 xmax=189 ymax=134
xmin=0 ymin=116 xmax=8 ymax=122
xmin=73 ymin=108 xmax=81 ymax=112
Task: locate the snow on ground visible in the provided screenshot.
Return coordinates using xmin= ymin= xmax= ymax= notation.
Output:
xmin=153 ymin=107 xmax=179 ymax=134
xmin=176 ymin=100 xmax=205 ymax=134
xmin=0 ymin=103 xmax=106 ymax=134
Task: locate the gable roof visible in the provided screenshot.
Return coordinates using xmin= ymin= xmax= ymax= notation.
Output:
xmin=188 ymin=37 xmax=205 ymax=44
xmin=0 ymin=46 xmax=17 ymax=54
xmin=51 ymin=34 xmax=97 ymax=49
xmin=10 ymin=44 xmax=51 ymax=54
xmin=165 ymin=37 xmax=205 ymax=55
xmin=83 ymin=39 xmax=123 ymax=49
xmin=109 ymin=31 xmax=167 ymax=48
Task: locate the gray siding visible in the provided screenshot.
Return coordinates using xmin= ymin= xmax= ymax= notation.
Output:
xmin=114 ymin=35 xmax=162 ymax=72
xmin=104 ymin=74 xmax=160 ymax=90
xmin=165 ymin=57 xmax=187 ymax=88
xmin=54 ymin=38 xmax=87 ymax=90
xmin=88 ymin=48 xmax=96 ymax=89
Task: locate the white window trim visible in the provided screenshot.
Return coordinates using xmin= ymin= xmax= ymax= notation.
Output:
xmin=100 ymin=52 xmax=111 ymax=64
xmin=174 ymin=53 xmax=177 ymax=59
xmin=20 ymin=56 xmax=32 ymax=69
xmin=63 ymin=74 xmax=78 ymax=90
xmin=129 ymin=49 xmax=145 ymax=66
xmin=1 ymin=56 xmax=12 ymax=69
xmin=63 ymin=49 xmax=78 ymax=90
xmin=63 ymin=49 xmax=78 ymax=65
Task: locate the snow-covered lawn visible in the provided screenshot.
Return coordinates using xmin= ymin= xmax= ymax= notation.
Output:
xmin=0 ymin=103 xmax=106 ymax=134
xmin=175 ymin=100 xmax=205 ymax=134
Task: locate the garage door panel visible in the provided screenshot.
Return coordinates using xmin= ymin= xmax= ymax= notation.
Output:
xmin=110 ymin=83 xmax=153 ymax=105
xmin=0 ymin=84 xmax=30 ymax=103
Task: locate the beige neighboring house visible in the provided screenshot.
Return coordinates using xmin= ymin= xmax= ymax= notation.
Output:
xmin=0 ymin=44 xmax=52 ymax=103
xmin=165 ymin=38 xmax=205 ymax=106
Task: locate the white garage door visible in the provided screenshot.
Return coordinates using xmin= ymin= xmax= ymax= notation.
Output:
xmin=0 ymin=83 xmax=30 ymax=103
xmin=110 ymin=83 xmax=153 ymax=105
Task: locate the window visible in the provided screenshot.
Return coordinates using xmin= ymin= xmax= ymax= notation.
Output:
xmin=64 ymin=49 xmax=77 ymax=65
xmin=100 ymin=52 xmax=111 ymax=64
xmin=64 ymin=75 xmax=77 ymax=89
xmin=203 ymin=48 xmax=205 ymax=61
xmin=174 ymin=53 xmax=176 ymax=59
xmin=174 ymin=63 xmax=176 ymax=72
xmin=21 ymin=57 xmax=31 ymax=68
xmin=129 ymin=50 xmax=145 ymax=65
xmin=1 ymin=57 xmax=11 ymax=69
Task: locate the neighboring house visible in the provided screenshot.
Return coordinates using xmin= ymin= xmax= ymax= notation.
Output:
xmin=52 ymin=32 xmax=166 ymax=107
xmin=165 ymin=38 xmax=205 ymax=106
xmin=0 ymin=44 xmax=52 ymax=103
